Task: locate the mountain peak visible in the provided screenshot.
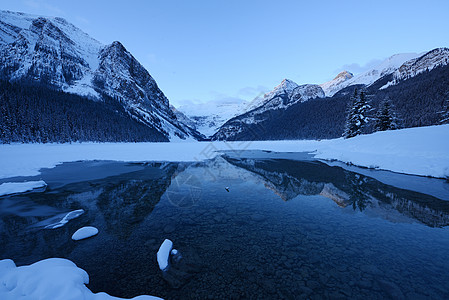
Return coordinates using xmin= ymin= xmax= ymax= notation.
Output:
xmin=275 ymin=78 xmax=299 ymax=93
xmin=281 ymin=78 xmax=296 ymax=84
xmin=111 ymin=40 xmax=124 ymax=47
xmin=320 ymin=71 xmax=354 ymax=97
xmin=259 ymin=78 xmax=299 ymax=102
xmin=333 ymin=71 xmax=353 ymax=81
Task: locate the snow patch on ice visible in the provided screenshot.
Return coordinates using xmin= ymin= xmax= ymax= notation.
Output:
xmin=71 ymin=226 xmax=98 ymax=241
xmin=0 ymin=180 xmax=47 ymax=196
xmin=44 ymin=209 xmax=85 ymax=229
xmin=157 ymin=239 xmax=173 ymax=271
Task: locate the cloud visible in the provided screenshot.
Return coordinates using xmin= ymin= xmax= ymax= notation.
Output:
xmin=210 ymin=85 xmax=269 ymax=102
xmin=237 ymin=85 xmax=269 ymax=97
xmin=171 ymin=98 xmax=199 ymax=107
xmin=335 ymin=59 xmax=383 ymax=75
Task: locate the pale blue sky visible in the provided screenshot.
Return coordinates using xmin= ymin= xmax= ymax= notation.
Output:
xmin=2 ymin=0 xmax=449 ymax=106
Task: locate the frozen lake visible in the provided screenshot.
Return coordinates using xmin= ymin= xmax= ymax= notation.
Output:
xmin=1 ymin=152 xmax=449 ymax=299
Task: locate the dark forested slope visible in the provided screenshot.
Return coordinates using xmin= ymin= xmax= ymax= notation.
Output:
xmin=0 ymin=81 xmax=168 ymax=143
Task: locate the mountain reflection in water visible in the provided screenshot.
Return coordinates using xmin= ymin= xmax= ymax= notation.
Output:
xmin=0 ymin=155 xmax=448 ymax=299
xmin=223 ymin=156 xmax=449 ymax=228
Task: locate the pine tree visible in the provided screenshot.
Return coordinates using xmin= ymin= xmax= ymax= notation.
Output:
xmin=343 ymin=90 xmax=371 ymax=138
xmin=375 ymin=97 xmax=399 ymax=132
xmin=439 ymin=98 xmax=449 ymax=124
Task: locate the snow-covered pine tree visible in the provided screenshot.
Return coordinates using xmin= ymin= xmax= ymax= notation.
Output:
xmin=439 ymin=98 xmax=449 ymax=124
xmin=343 ymin=89 xmax=359 ymax=139
xmin=374 ymin=97 xmax=399 ymax=132
xmin=343 ymin=89 xmax=371 ymax=138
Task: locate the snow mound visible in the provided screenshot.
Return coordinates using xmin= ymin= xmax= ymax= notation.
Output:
xmin=72 ymin=226 xmax=99 ymax=241
xmin=0 ymin=258 xmax=161 ymax=300
xmin=157 ymin=239 xmax=173 ymax=271
xmin=0 ymin=180 xmax=47 ymax=196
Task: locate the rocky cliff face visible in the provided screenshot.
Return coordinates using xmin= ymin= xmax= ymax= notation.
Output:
xmin=0 ymin=12 xmax=101 ymax=95
xmin=388 ymin=48 xmax=449 ymax=85
xmin=259 ymin=79 xmax=325 ymax=111
xmin=0 ymin=10 xmax=203 ymax=141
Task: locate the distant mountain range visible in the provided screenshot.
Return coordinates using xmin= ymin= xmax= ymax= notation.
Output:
xmin=0 ymin=10 xmax=204 ymax=142
xmin=212 ymin=48 xmax=449 ymax=141
xmin=174 ymin=98 xmax=252 ymax=137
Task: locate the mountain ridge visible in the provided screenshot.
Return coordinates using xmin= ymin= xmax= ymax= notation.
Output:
xmin=212 ymin=49 xmax=449 ymax=141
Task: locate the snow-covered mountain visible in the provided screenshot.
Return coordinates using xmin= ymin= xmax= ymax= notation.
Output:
xmin=321 ymin=52 xmax=422 ymax=97
xmin=0 ymin=10 xmax=203 ymax=141
xmin=212 ymin=79 xmax=324 ymax=140
xmin=380 ymin=47 xmax=449 ymax=89
xmin=319 ymin=71 xmax=354 ymax=97
xmin=321 ymin=49 xmax=448 ymax=96
xmin=176 ymin=99 xmax=251 ymax=137
xmin=264 ymin=79 xmax=325 ymax=109
xmin=178 ymin=79 xmax=325 ymax=138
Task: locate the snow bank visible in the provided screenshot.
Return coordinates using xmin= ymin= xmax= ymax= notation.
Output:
xmin=0 ymin=180 xmax=47 ymax=196
xmin=234 ymin=125 xmax=449 ymax=178
xmin=157 ymin=239 xmax=173 ymax=271
xmin=313 ymin=125 xmax=449 ymax=178
xmin=0 ymin=125 xmax=448 ymax=178
xmin=72 ymin=226 xmax=99 ymax=241
xmin=0 ymin=258 xmax=161 ymax=300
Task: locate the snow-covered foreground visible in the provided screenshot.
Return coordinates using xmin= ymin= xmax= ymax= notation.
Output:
xmin=0 ymin=125 xmax=448 ymax=179
xmin=0 ymin=258 xmax=161 ymax=300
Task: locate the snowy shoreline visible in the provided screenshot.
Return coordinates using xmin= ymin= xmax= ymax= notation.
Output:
xmin=0 ymin=125 xmax=448 ymax=179
xmin=0 ymin=258 xmax=161 ymax=300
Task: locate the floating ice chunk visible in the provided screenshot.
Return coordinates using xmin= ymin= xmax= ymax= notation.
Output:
xmin=71 ymin=226 xmax=98 ymax=241
xmin=157 ymin=239 xmax=173 ymax=271
xmin=170 ymin=249 xmax=178 ymax=255
xmin=0 ymin=180 xmax=47 ymax=196
xmin=0 ymin=258 xmax=162 ymax=300
xmin=45 ymin=209 xmax=85 ymax=229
